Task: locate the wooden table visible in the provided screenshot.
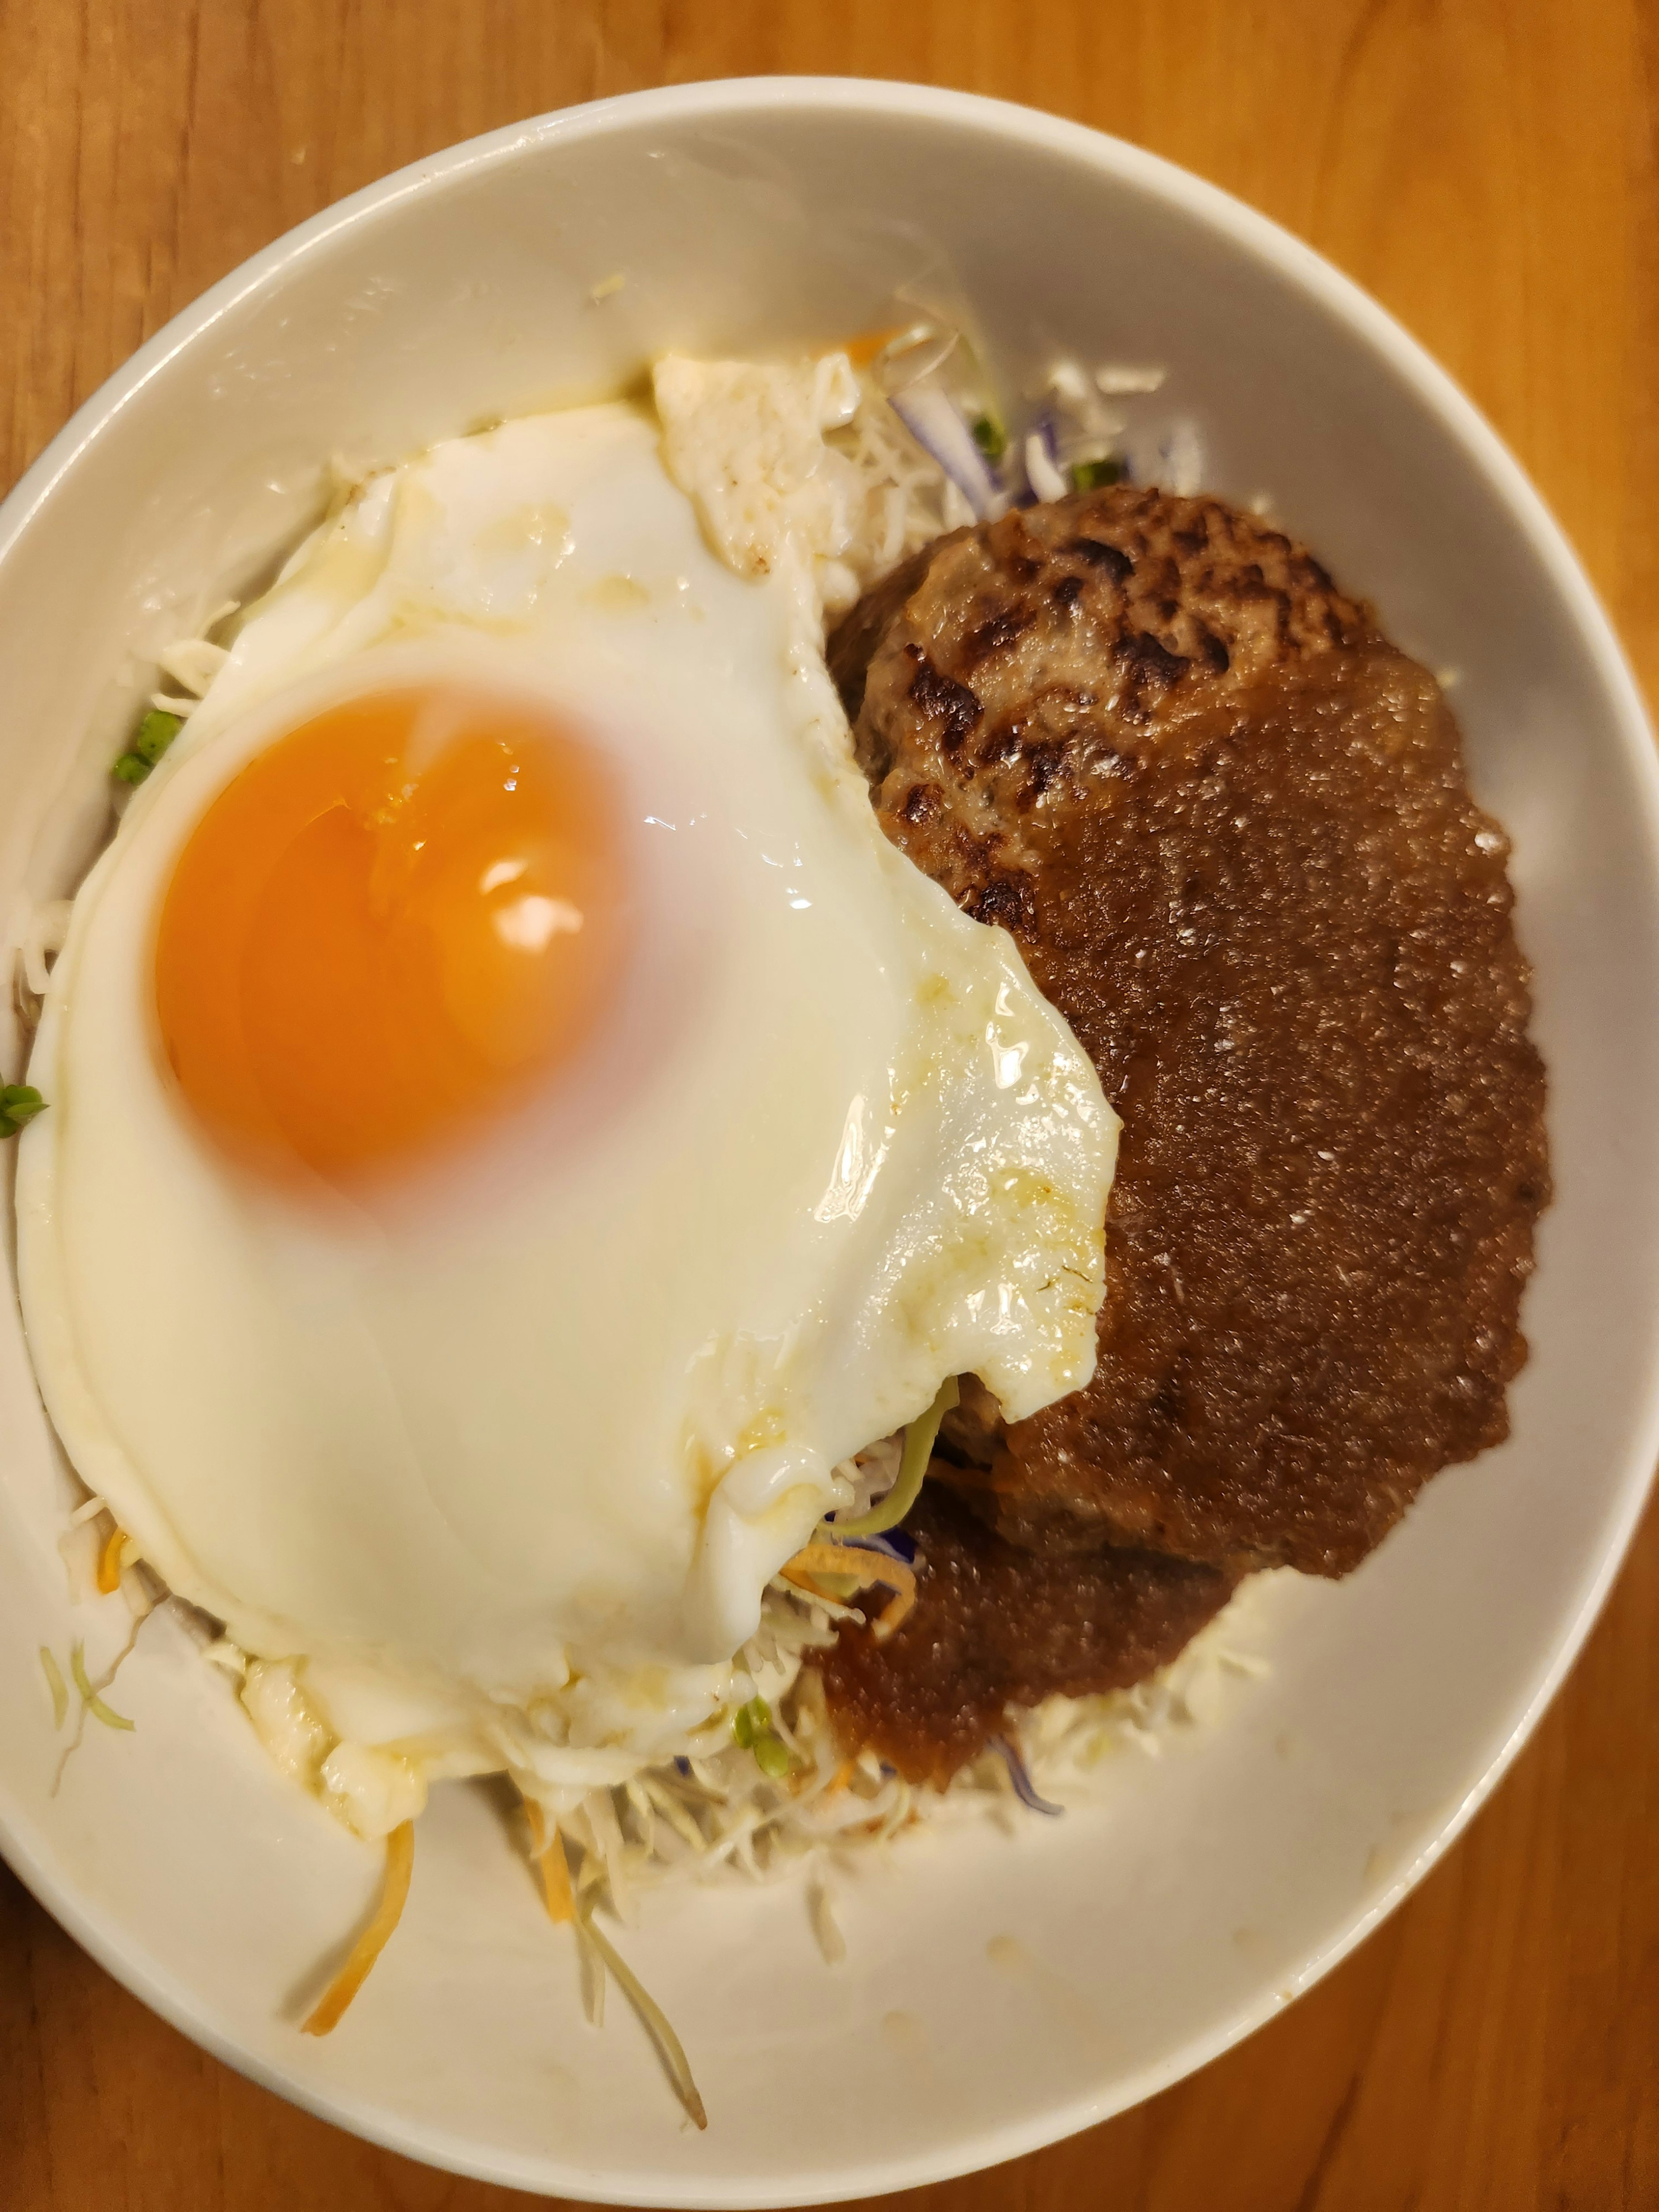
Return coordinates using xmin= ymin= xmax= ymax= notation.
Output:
xmin=3 ymin=3 xmax=1656 ymax=2205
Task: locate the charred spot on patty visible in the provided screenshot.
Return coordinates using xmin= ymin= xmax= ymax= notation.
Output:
xmin=1068 ymin=536 xmax=1135 ymax=581
xmin=1112 ymin=628 xmax=1189 ymax=715
xmin=963 ymin=604 xmax=1038 ymax=664
xmin=904 ymin=645 xmax=983 ymax=755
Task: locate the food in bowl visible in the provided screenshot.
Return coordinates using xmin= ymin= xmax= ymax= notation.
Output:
xmin=8 ymin=311 xmax=1547 ymax=2123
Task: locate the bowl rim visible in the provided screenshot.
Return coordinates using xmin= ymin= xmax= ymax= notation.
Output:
xmin=2 ymin=72 xmax=1657 ymax=2206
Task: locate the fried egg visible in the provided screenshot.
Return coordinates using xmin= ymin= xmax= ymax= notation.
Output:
xmin=16 ymin=393 xmax=1116 ymax=1827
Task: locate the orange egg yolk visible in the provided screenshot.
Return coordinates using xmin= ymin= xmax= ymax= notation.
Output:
xmin=154 ymin=686 xmax=630 ymax=1183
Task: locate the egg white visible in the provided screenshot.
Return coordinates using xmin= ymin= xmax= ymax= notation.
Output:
xmin=17 ymin=400 xmax=1116 ymax=1822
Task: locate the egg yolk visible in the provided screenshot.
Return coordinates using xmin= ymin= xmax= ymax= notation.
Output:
xmin=154 ymin=686 xmax=630 ymax=1182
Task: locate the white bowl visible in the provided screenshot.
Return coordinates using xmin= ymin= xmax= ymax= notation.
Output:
xmin=2 ymin=78 xmax=1656 ymax=2207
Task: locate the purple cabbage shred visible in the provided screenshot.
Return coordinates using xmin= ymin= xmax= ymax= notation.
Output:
xmin=992 ymin=1735 xmax=1064 ymax=1817
xmin=841 ymin=1527 xmax=917 ymax=1565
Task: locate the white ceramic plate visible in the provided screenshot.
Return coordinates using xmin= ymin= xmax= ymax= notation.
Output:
xmin=2 ymin=79 xmax=1656 ymax=2207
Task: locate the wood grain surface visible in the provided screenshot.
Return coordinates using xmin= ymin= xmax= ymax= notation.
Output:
xmin=3 ymin=3 xmax=1657 ymax=2206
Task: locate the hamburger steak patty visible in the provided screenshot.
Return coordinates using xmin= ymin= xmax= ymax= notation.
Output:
xmin=828 ymin=485 xmax=1550 ymax=1577
xmin=815 ymin=1488 xmax=1236 ymax=1786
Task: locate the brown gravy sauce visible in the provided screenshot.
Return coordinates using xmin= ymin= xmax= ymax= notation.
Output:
xmin=814 ymin=647 xmax=1548 ymax=1775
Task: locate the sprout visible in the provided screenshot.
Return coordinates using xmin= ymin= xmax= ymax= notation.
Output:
xmin=70 ymin=1640 xmax=134 ymax=1731
xmin=39 ymin=1647 xmax=68 ymax=1729
xmin=574 ymin=1894 xmax=707 ymax=2129
xmin=0 ymin=1086 xmax=46 ymax=1138
xmin=833 ymin=1375 xmax=960 ymax=1539
xmin=731 ymin=1695 xmax=770 ymax=1750
xmin=731 ymin=1693 xmax=798 ymax=1777
xmin=752 ymin=1734 xmax=795 ymax=1781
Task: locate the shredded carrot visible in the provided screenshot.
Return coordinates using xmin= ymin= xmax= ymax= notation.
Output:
xmin=539 ymin=1839 xmax=575 ymax=1923
xmin=782 ymin=1541 xmax=883 ymax=1585
xmin=780 ymin=1542 xmax=917 ymax=1640
xmin=841 ymin=324 xmax=903 ymax=369
xmin=301 ymin=1821 xmax=415 ymax=2036
xmin=779 ymin=1561 xmax=857 ymax=1602
xmin=524 ymin=1802 xmax=575 ymax=1925
xmin=823 ymin=1758 xmax=857 ymax=1799
xmin=95 ymin=1524 xmax=125 ymax=1594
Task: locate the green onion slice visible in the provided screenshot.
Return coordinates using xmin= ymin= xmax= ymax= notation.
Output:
xmin=133 ymin=709 xmax=183 ymax=765
xmin=1070 ymin=456 xmax=1124 ymax=492
xmin=971 ymin=414 xmax=1007 ymax=461
xmin=111 ymin=708 xmax=184 ymax=786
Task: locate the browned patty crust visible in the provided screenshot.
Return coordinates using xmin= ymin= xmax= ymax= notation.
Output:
xmin=814 ymin=1489 xmax=1236 ymax=1786
xmin=829 ymin=486 xmax=1550 ymax=1577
